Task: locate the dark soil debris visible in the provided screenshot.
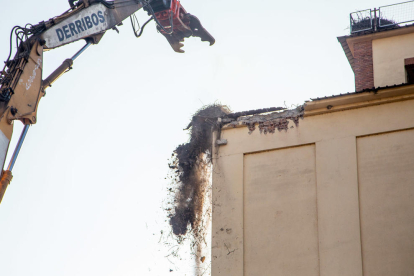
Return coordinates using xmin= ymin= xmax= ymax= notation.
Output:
xmin=168 ymin=104 xmax=230 ymax=236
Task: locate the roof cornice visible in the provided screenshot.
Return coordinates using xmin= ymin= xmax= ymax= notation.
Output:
xmin=305 ymin=84 xmax=414 ymax=116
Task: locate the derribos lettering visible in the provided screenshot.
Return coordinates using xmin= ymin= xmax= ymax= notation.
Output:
xmin=56 ymin=11 xmax=106 ymax=42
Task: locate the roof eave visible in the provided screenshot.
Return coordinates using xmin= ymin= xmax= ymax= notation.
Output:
xmin=305 ymin=84 xmax=414 ymax=116
xmin=337 ymin=36 xmax=355 ymax=72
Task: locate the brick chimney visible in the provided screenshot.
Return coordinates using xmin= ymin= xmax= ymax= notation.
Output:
xmin=353 ymin=41 xmax=374 ymax=91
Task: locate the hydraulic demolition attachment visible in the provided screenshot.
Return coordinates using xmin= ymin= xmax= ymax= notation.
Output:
xmin=144 ymin=0 xmax=215 ymax=53
xmin=0 ymin=0 xmax=215 ymax=204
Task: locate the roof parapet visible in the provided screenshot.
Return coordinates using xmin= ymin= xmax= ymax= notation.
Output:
xmin=350 ymin=1 xmax=414 ymax=34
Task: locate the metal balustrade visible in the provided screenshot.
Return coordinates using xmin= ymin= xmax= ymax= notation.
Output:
xmin=350 ymin=1 xmax=414 ymax=34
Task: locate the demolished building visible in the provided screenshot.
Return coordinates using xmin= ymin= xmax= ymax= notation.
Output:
xmin=211 ymin=3 xmax=414 ymax=276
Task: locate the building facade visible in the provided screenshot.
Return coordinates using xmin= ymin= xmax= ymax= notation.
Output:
xmin=212 ymin=9 xmax=414 ymax=276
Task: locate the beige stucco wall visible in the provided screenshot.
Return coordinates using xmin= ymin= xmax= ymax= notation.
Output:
xmin=211 ymin=89 xmax=414 ymax=275
xmin=357 ymin=129 xmax=414 ymax=276
xmin=373 ymin=32 xmax=414 ymax=87
xmin=244 ymin=145 xmax=319 ymax=275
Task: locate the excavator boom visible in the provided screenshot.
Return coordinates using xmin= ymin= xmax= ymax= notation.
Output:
xmin=0 ymin=0 xmax=214 ymax=204
xmin=42 ymin=0 xmax=143 ymax=49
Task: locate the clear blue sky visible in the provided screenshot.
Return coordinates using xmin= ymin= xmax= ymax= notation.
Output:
xmin=0 ymin=0 xmax=396 ymax=275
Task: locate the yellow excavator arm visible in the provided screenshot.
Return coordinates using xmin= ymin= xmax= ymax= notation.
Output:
xmin=0 ymin=0 xmax=214 ymax=204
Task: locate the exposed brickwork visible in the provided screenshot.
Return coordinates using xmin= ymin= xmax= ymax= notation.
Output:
xmin=405 ymin=57 xmax=414 ymax=66
xmin=354 ymin=40 xmax=374 ymax=91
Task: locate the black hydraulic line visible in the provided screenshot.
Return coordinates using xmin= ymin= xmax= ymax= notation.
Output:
xmin=132 ymin=16 xmax=154 ymax=37
xmin=89 ymin=0 xmax=115 ymax=9
xmin=6 ymin=26 xmax=19 ymax=64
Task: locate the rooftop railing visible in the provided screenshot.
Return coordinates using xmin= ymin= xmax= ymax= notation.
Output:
xmin=350 ymin=0 xmax=414 ymax=33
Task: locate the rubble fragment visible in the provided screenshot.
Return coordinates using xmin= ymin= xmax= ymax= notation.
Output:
xmin=223 ymin=106 xmax=304 ymax=134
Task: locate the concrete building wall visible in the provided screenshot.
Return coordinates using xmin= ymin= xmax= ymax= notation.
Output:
xmin=372 ymin=32 xmax=414 ymax=87
xmin=244 ymin=145 xmax=319 ymax=276
xmin=211 ymin=88 xmax=414 ymax=275
xmin=357 ymin=129 xmax=414 ymax=276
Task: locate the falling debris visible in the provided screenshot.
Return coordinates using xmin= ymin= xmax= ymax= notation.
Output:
xmin=168 ymin=104 xmax=230 ymax=236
